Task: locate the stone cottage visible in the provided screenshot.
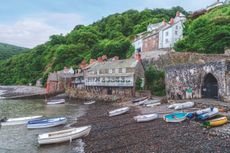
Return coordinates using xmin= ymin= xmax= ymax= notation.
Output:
xmin=84 ymin=54 xmax=145 ymax=97
xmin=46 ymin=67 xmax=74 ymax=93
xmin=165 ymin=60 xmax=230 ymax=101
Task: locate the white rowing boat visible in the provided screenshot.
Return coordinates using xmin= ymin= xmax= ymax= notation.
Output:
xmin=174 ymin=102 xmax=194 ymax=110
xmin=38 ymin=125 xmax=91 ymax=145
xmin=145 ymin=102 xmax=161 ymax=107
xmin=134 ymin=99 xmax=149 ymax=106
xmin=134 ymin=113 xmax=158 ymax=122
xmin=109 ymin=107 xmax=130 ymax=117
xmin=84 ymin=101 xmax=96 ymax=105
xmin=47 ymin=99 xmax=65 ymax=105
xmin=0 ymin=116 xmax=43 ymax=126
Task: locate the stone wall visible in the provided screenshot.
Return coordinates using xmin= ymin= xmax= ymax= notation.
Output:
xmin=142 ymin=34 xmax=159 ymax=52
xmin=66 ymin=88 xmax=132 ymax=102
xmin=165 ymin=60 xmax=227 ymax=101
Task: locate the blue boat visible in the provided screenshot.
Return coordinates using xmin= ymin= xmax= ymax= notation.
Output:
xmin=197 ymin=107 xmax=219 ymax=121
xmin=27 ymin=117 xmax=67 ymax=129
xmin=163 ymin=112 xmax=188 ymax=123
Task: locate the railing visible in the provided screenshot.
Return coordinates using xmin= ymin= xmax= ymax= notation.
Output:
xmin=85 ymin=81 xmax=133 ymax=87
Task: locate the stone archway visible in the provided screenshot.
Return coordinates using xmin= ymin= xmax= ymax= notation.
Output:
xmin=201 ymin=73 xmax=218 ymax=99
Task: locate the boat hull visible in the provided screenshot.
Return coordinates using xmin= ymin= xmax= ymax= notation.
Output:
xmin=203 ymin=117 xmax=228 ymax=127
xmin=1 ymin=116 xmax=43 ymax=126
xmin=38 ymin=126 xmax=91 ymax=145
xmin=109 ymin=107 xmax=130 ymax=117
xmin=27 ymin=117 xmax=67 ymax=129
xmin=47 ymin=99 xmax=65 ymax=105
xmin=84 ymin=101 xmax=96 ymax=105
xmin=134 ymin=114 xmax=158 ymax=122
xmin=163 ymin=112 xmax=187 ymax=123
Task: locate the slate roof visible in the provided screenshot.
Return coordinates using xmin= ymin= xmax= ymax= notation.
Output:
xmin=88 ymin=59 xmax=138 ymax=71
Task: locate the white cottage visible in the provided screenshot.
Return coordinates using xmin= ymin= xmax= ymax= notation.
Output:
xmin=206 ymin=0 xmax=224 ymax=11
xmin=158 ymin=12 xmax=186 ymax=49
xmin=85 ymin=55 xmax=145 ymax=97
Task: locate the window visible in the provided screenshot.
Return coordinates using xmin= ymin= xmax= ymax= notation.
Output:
xmin=176 ymin=26 xmax=178 ymax=30
xmin=109 ymin=69 xmax=112 ymax=73
xmin=175 ymin=31 xmax=178 ymax=35
xmin=122 ymin=68 xmax=126 ymax=73
xmin=119 ymin=68 xmax=122 ymax=73
xmin=165 ymin=32 xmax=168 ymax=36
xmin=165 ymin=39 xmax=169 ymax=43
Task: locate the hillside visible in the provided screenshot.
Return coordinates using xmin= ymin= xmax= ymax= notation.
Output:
xmin=0 ymin=43 xmax=28 ymax=60
xmin=0 ymin=7 xmax=187 ymax=85
xmin=174 ymin=5 xmax=230 ymax=54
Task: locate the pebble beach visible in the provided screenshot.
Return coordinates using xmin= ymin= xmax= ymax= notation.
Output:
xmin=75 ymin=101 xmax=230 ymax=153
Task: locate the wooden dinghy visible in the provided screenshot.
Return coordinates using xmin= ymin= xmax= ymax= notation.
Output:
xmin=47 ymin=99 xmax=65 ymax=105
xmin=202 ymin=116 xmax=228 ymax=128
xmin=0 ymin=116 xmax=43 ymax=126
xmin=109 ymin=107 xmax=130 ymax=117
xmin=27 ymin=117 xmax=67 ymax=129
xmin=84 ymin=100 xmax=96 ymax=105
xmin=132 ymin=97 xmax=148 ymax=103
xmin=197 ymin=107 xmax=219 ymax=120
xmin=134 ymin=113 xmax=159 ymax=123
xmin=163 ymin=112 xmax=188 ymax=123
xmin=38 ymin=125 xmax=91 ymax=145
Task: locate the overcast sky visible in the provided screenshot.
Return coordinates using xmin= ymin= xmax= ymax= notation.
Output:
xmin=0 ymin=0 xmax=218 ymax=48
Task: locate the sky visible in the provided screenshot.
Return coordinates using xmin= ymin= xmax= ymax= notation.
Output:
xmin=0 ymin=0 xmax=218 ymax=48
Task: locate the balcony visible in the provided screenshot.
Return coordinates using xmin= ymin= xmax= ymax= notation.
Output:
xmin=85 ymin=80 xmax=133 ymax=87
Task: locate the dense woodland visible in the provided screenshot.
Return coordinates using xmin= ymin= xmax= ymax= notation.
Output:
xmin=0 ymin=7 xmax=187 ymax=85
xmin=174 ymin=5 xmax=230 ymax=54
xmin=0 ymin=43 xmax=28 ymax=60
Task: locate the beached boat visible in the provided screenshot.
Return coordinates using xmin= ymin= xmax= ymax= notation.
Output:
xmin=38 ymin=125 xmax=91 ymax=145
xmin=197 ymin=107 xmax=219 ymax=120
xmin=174 ymin=102 xmax=194 ymax=110
xmin=143 ymin=99 xmax=160 ymax=105
xmin=27 ymin=117 xmax=67 ymax=129
xmin=202 ymin=116 xmax=228 ymax=128
xmin=84 ymin=101 xmax=96 ymax=105
xmin=168 ymin=103 xmax=180 ymax=109
xmin=163 ymin=112 xmax=188 ymax=123
xmin=134 ymin=113 xmax=159 ymax=123
xmin=195 ymin=108 xmax=213 ymax=116
xmin=134 ymin=99 xmax=149 ymax=106
xmin=0 ymin=116 xmax=43 ymax=126
xmin=109 ymin=107 xmax=130 ymax=117
xmin=132 ymin=97 xmax=148 ymax=103
xmin=145 ymin=102 xmax=161 ymax=107
xmin=47 ymin=99 xmax=65 ymax=105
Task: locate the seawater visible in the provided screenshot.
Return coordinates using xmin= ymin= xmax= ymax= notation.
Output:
xmin=0 ymin=99 xmax=88 ymax=153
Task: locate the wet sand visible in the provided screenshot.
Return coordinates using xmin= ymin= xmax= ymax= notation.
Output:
xmin=76 ymin=102 xmax=230 ymax=153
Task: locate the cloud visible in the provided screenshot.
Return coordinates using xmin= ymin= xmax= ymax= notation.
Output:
xmin=0 ymin=13 xmax=84 ymax=48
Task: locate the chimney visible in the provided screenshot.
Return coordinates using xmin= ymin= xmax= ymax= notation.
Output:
xmin=169 ymin=18 xmax=174 ymax=25
xmin=90 ymin=59 xmax=95 ymax=64
xmin=64 ymin=67 xmax=69 ymax=73
xmin=97 ymin=57 xmax=103 ymax=62
xmin=135 ymin=53 xmax=141 ymax=62
xmin=162 ymin=19 xmax=167 ymax=26
xmin=176 ymin=11 xmax=180 ymax=17
xmin=113 ymin=56 xmax=119 ymax=60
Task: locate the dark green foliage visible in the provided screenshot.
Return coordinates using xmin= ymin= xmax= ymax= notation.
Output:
xmin=135 ymin=77 xmax=143 ymax=91
xmin=145 ymin=67 xmax=165 ymax=96
xmin=0 ymin=7 xmax=188 ymax=85
xmin=174 ymin=5 xmax=230 ymax=54
xmin=0 ymin=43 xmax=28 ymax=60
